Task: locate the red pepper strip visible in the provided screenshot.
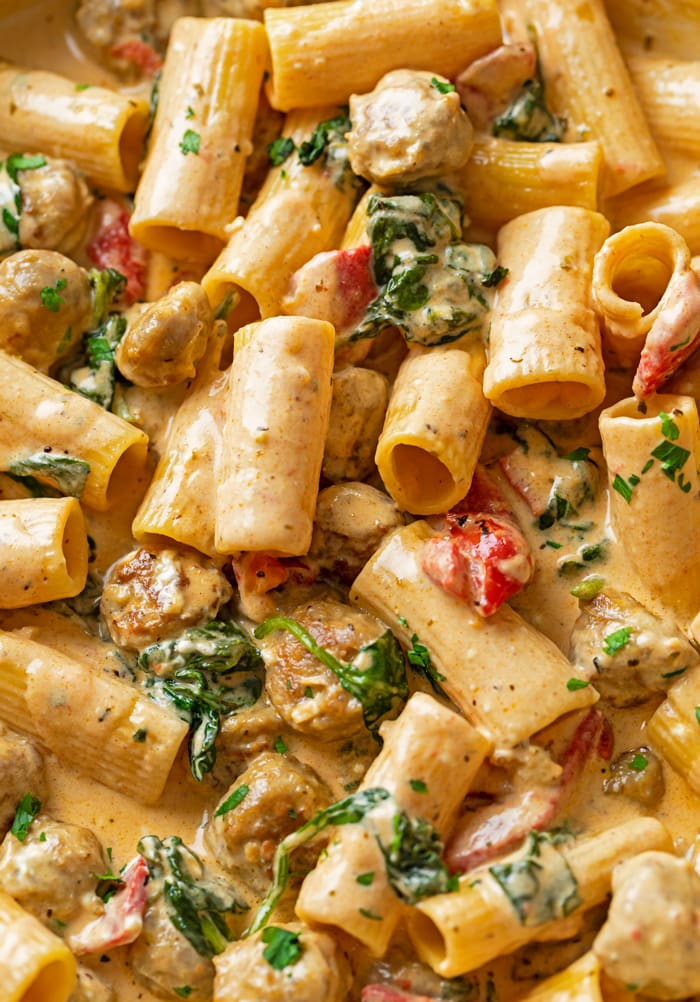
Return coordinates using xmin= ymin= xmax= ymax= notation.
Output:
xmin=70 ymin=854 xmax=149 ymax=956
xmin=633 ymin=267 xmax=700 ymax=398
xmin=87 ymin=201 xmax=146 ymax=305
xmin=110 ymin=38 xmax=163 ymax=77
xmin=362 ymin=986 xmax=436 ymax=1002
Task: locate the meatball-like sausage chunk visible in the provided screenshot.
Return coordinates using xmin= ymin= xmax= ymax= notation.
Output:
xmin=213 ymin=922 xmax=352 ymax=1002
xmin=0 ymin=726 xmax=46 ymax=836
xmin=262 ymin=597 xmax=387 ymax=740
xmin=309 ymin=482 xmax=404 ymax=584
xmin=594 ymin=851 xmax=700 ymax=999
xmin=323 ymin=367 xmax=389 ymax=484
xmin=100 ymin=545 xmax=232 ymax=650
xmin=568 ymin=588 xmax=698 ymax=706
xmin=0 ymin=814 xmax=105 ymax=931
xmin=115 ymin=281 xmax=213 ymax=388
xmin=206 ymin=751 xmax=331 ymax=893
xmin=0 ymin=250 xmax=92 ymax=371
xmin=347 ymin=69 xmax=474 ymax=186
xmin=602 ymin=746 xmax=665 ymax=806
xmin=17 ymin=157 xmax=94 ymax=258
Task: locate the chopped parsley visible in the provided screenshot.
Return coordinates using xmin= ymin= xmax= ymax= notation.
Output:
xmin=267 ymin=135 xmax=295 ymax=167
xmin=274 ymin=735 xmax=288 ymax=755
xmin=174 ymin=989 xmax=194 ymax=999
xmin=569 ymin=575 xmax=605 ymax=601
xmin=566 ymin=678 xmax=590 ymax=691
xmin=179 ymin=129 xmax=201 ymax=155
xmin=398 ymin=616 xmax=447 ymax=694
xmin=695 ymin=706 xmax=700 ymax=728
xmin=431 ymin=76 xmax=456 ymax=93
xmin=185 ymin=105 xmax=195 ymax=119
xmin=356 ymin=871 xmax=375 ymax=886
xmin=262 ymin=926 xmax=302 ymax=970
xmin=358 ymin=907 xmax=382 ymax=920
xmin=629 ymin=753 xmax=648 ymax=772
xmin=40 ymin=278 xmax=67 ymax=313
xmin=612 ymin=473 xmax=635 ymax=504
xmin=11 ymin=793 xmax=41 ymax=842
xmin=602 ymin=626 xmax=632 ymax=656
xmin=215 ymin=784 xmax=250 ymax=817
xmin=409 ymin=779 xmax=428 ymax=793
xmin=564 ymin=447 xmax=591 ymax=462
xmin=132 ymin=728 xmax=148 ymax=742
xmin=75 ymin=82 xmax=91 ymax=91
xmin=5 ymin=152 xmax=47 ymax=185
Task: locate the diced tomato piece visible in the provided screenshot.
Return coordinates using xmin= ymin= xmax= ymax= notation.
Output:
xmin=335 ymin=244 xmax=377 ymax=328
xmin=110 ymin=38 xmax=163 ymax=77
xmin=422 ymin=513 xmax=534 ymax=616
xmin=70 ymin=854 xmax=149 ymax=955
xmin=87 ymin=201 xmax=146 ymax=304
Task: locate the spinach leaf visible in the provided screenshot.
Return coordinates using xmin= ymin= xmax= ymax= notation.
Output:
xmin=7 ymin=453 xmax=90 ymax=498
xmin=141 ymin=621 xmax=263 ymax=781
xmin=366 ymin=191 xmax=462 ymax=285
xmin=69 ymin=312 xmax=127 ymax=410
xmin=488 ymin=828 xmax=582 ymax=926
xmin=493 ymin=77 xmax=565 ymax=142
xmin=89 ymin=267 xmax=127 ymax=327
xmin=377 ymin=810 xmax=457 ymax=904
xmin=245 ymin=787 xmax=391 ymax=935
xmin=138 ymin=835 xmax=248 ymax=957
xmin=254 ymin=616 xmax=408 ymax=735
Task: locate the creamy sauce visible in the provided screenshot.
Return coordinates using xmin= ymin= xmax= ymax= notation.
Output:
xmin=0 ymin=3 xmax=699 ymax=1002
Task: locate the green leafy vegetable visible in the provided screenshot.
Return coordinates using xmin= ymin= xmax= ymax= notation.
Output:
xmin=629 ymin=753 xmax=648 ymax=772
xmin=141 ymin=620 xmax=263 ymax=781
xmin=40 ymin=278 xmax=67 ymax=313
xmin=298 ymin=109 xmax=350 ymax=165
xmin=10 ymin=793 xmax=41 ymax=842
xmin=492 ymin=49 xmax=565 ymax=144
xmin=213 ymin=289 xmax=236 ymax=321
xmin=245 ymin=787 xmax=391 ymax=935
xmin=398 ymin=616 xmax=447 ymax=695
xmin=2 ymin=207 xmax=18 ymax=237
xmin=179 ymin=129 xmax=201 ymax=155
xmin=274 ymin=735 xmax=287 ymax=755
xmin=69 ymin=312 xmax=127 ymax=410
xmin=356 ymin=871 xmax=375 ymax=886
xmin=214 ymin=784 xmax=250 ymax=817
xmin=5 ymin=153 xmax=47 ymax=185
xmin=566 ymin=678 xmax=590 ymax=691
xmin=138 ymin=836 xmax=248 ymax=957
xmin=254 ymin=616 xmax=408 ymax=735
xmin=564 ymin=447 xmax=591 ymax=462
xmin=409 ymin=779 xmax=428 ymax=793
xmin=93 ymin=849 xmax=126 ymax=903
xmin=377 ymin=810 xmax=457 ymax=904
xmin=612 ymin=473 xmax=635 ymax=504
xmin=7 ymin=453 xmax=90 ymax=498
xmin=261 ymin=926 xmax=302 ymax=969
xmin=482 ymin=264 xmax=509 ymax=287
xmin=489 ymin=828 xmax=582 ymax=926
xmin=89 ymin=267 xmax=127 ymax=327
xmin=267 ymin=136 xmax=295 ymax=167
xmin=602 ymin=626 xmax=632 ymax=656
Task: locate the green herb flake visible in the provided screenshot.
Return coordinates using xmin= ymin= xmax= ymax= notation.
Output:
xmin=612 ymin=474 xmax=634 ymax=504
xmin=132 ymin=728 xmax=148 ymax=742
xmin=650 ymin=439 xmax=690 ymax=483
xmin=545 ymin=540 xmax=562 ymax=549
xmin=185 ymin=106 xmax=195 ymax=119
xmin=570 ymin=575 xmax=606 ymax=601
xmin=563 ymin=447 xmax=591 ymax=461
xmin=695 ymin=706 xmax=700 ymax=728
xmin=356 ymin=871 xmax=375 ymax=886
xmin=358 ymin=907 xmax=383 ymax=921
xmin=274 ymin=735 xmax=288 ymax=755
xmin=431 ymin=76 xmax=456 ymax=94
xmin=179 ymin=129 xmax=201 ymax=155
xmin=40 ymin=278 xmax=67 ymax=313
xmin=39 ymin=831 xmax=47 ymax=842
xmin=629 ymin=753 xmax=648 ymax=772
xmin=409 ymin=779 xmax=428 ymax=793
xmin=661 ymin=666 xmax=687 ymax=679
xmin=261 ymin=926 xmax=302 ymax=970
xmin=215 ymin=784 xmax=250 ymax=817
xmin=75 ymin=82 xmax=91 ymax=91
xmin=2 ymin=207 xmax=18 ymax=236
xmin=659 ymin=411 xmax=680 ymax=441
xmin=5 ymin=153 xmax=47 ymax=185
xmin=174 ymin=989 xmax=194 ymax=999
xmin=566 ymin=678 xmax=590 ymax=691
xmin=304 ymin=685 xmax=314 ymax=699
xmin=11 ymin=793 xmax=41 ymax=842
xmin=602 ymin=626 xmax=632 ymax=656
xmin=267 ymin=135 xmax=295 ymax=167
xmin=482 ymin=265 xmax=508 ymax=287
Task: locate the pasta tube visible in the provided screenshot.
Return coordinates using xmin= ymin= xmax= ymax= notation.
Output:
xmin=202 ymin=106 xmax=359 ymax=326
xmin=0 ymin=350 xmax=149 ymax=511
xmin=132 ymin=330 xmax=228 ymax=556
xmin=0 ymin=630 xmax=188 ymax=804
xmin=130 ymin=18 xmax=268 ymax=261
xmin=296 ymin=692 xmax=491 ymax=955
xmin=376 ymin=345 xmax=490 ymax=515
xmin=407 ymin=817 xmax=672 ymax=977
xmin=483 ymin=207 xmax=609 ymax=420
xmin=592 ymin=221 xmax=698 ymax=367
xmin=0 ymin=497 xmax=88 ymax=608
xmin=0 ymin=890 xmax=77 ymax=1002
xmin=264 ymin=0 xmax=502 ymax=111
xmin=648 ymin=666 xmax=700 ymax=795
xmin=460 ymin=137 xmax=603 ymax=233
xmin=350 ymin=521 xmax=596 ymax=749
xmin=0 ymin=61 xmax=148 ymax=192
xmin=517 ymin=951 xmax=605 ymax=1002
xmin=626 ymin=55 xmax=700 ymax=160
xmin=599 ymin=394 xmax=700 ymax=625
xmin=215 ymin=316 xmax=334 ymax=556
xmin=500 ymin=0 xmax=664 ymax=197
